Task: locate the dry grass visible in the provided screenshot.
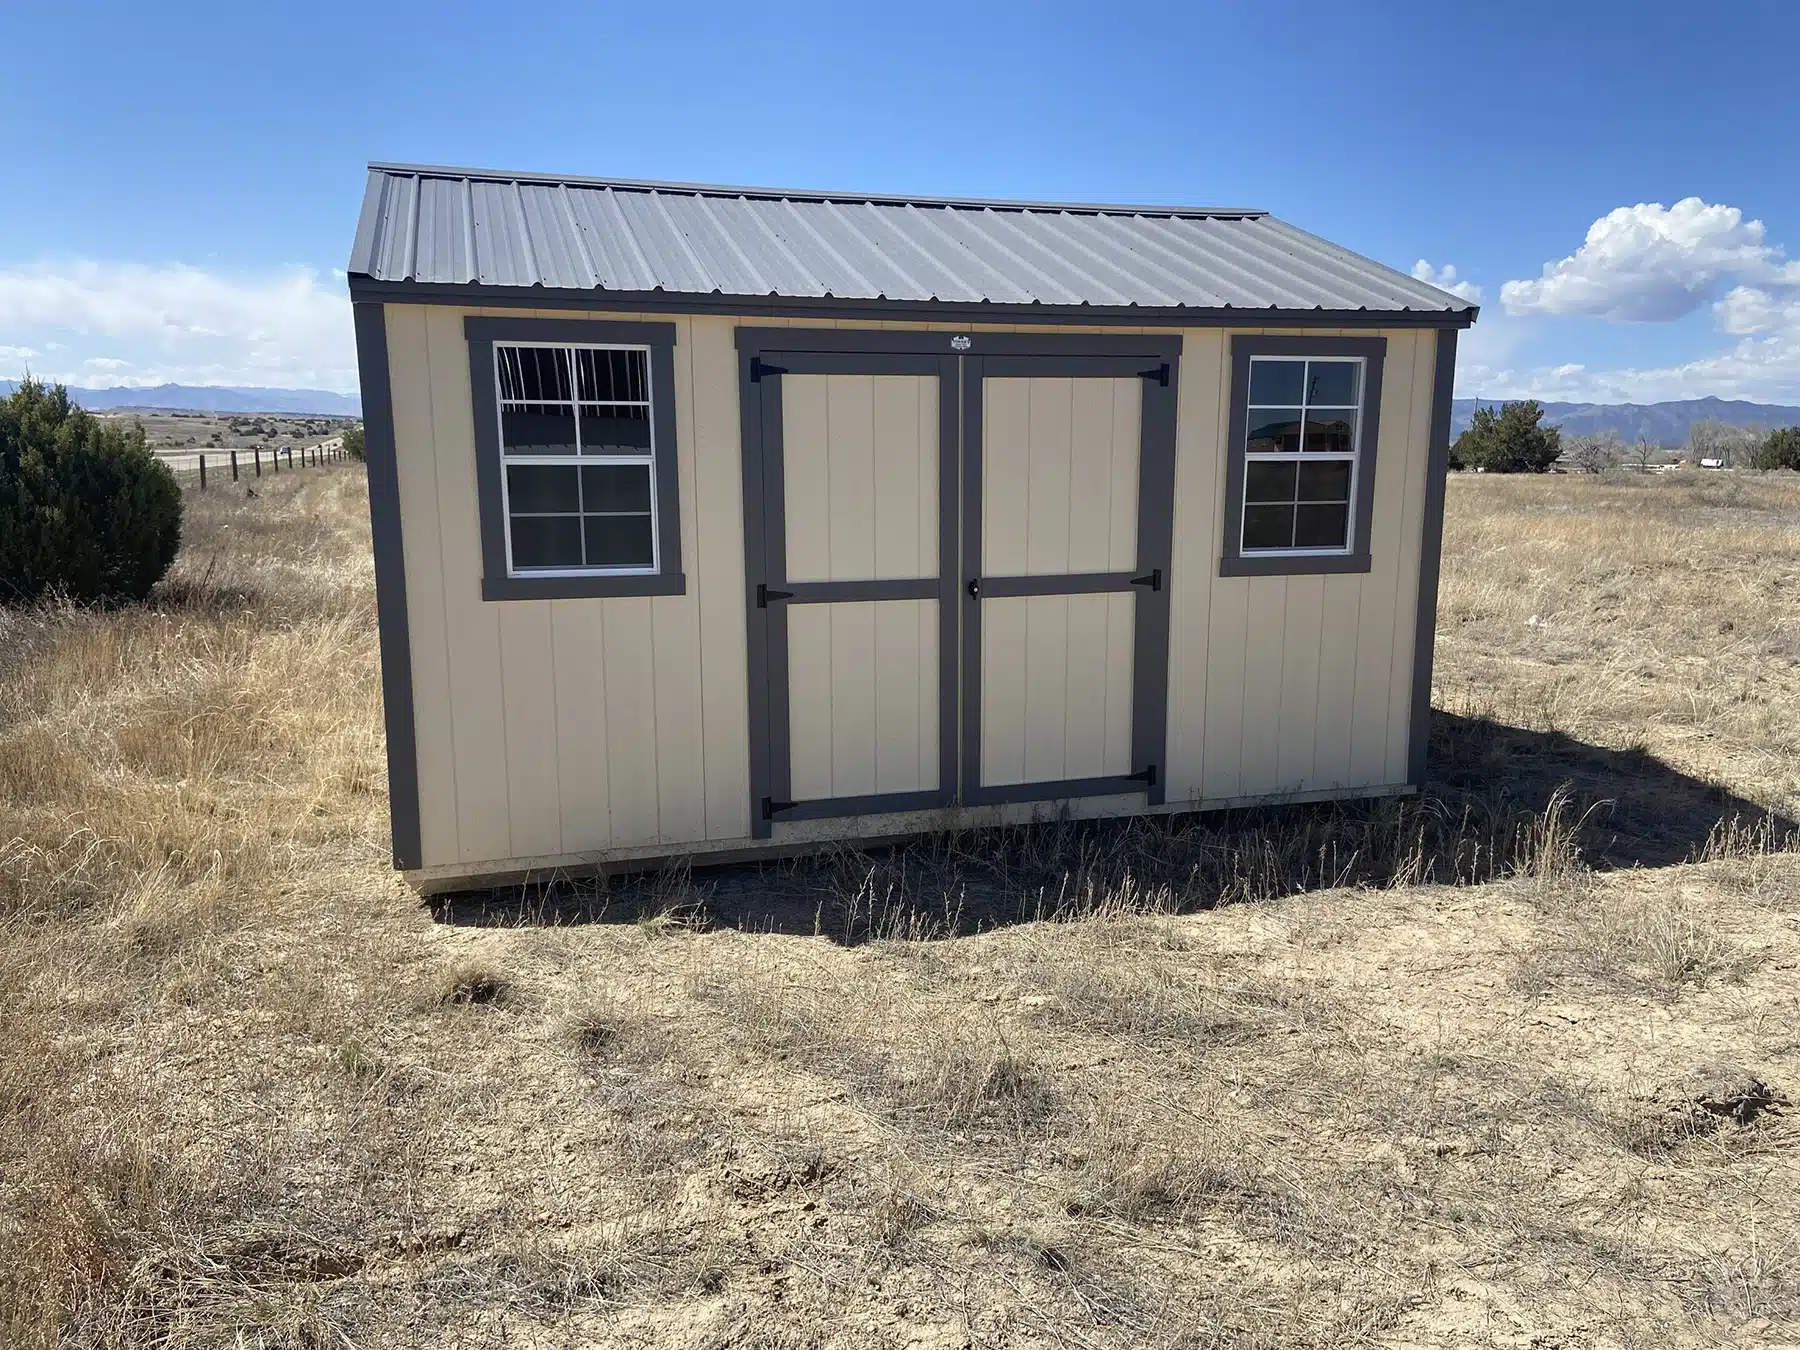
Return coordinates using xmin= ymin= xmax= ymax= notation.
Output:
xmin=2 ymin=466 xmax=1798 ymax=1347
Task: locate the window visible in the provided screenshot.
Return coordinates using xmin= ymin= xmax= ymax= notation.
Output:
xmin=1220 ymin=335 xmax=1386 ymax=577
xmin=466 ymin=317 xmax=683 ymax=600
xmin=1242 ymin=357 xmax=1361 ymax=554
xmin=497 ymin=344 xmax=658 ymax=574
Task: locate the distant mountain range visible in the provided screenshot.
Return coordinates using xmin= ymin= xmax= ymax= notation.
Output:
xmin=0 ymin=381 xmax=360 ymax=417
xmin=1453 ymin=395 xmax=1800 ymax=446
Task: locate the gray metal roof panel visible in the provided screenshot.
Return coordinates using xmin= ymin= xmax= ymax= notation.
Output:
xmin=350 ymin=165 xmax=1477 ymax=316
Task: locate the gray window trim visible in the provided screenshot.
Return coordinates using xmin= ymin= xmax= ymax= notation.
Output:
xmin=1407 ymin=328 xmax=1459 ymax=787
xmin=1219 ymin=334 xmax=1387 ymax=578
xmin=352 ymin=276 xmax=1477 ymax=331
xmin=352 ymin=301 xmax=423 ymax=870
xmin=464 ymin=316 xmax=685 ymax=600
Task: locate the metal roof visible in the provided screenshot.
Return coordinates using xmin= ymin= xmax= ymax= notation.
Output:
xmin=349 ymin=164 xmax=1477 ymax=319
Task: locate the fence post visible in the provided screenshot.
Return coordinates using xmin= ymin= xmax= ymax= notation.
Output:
xmin=254 ymin=448 xmax=261 ymax=478
xmin=231 ymin=449 xmax=239 ymax=482
xmin=273 ymin=446 xmax=279 ymax=474
xmin=199 ymin=454 xmax=207 ymax=490
xmin=286 ymin=447 xmax=293 ymax=470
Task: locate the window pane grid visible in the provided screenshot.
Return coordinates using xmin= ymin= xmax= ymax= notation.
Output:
xmin=1242 ymin=357 xmax=1362 ymax=555
xmin=496 ymin=343 xmax=659 ymax=576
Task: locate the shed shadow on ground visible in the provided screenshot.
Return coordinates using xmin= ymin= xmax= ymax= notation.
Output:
xmin=431 ymin=710 xmax=1795 ymax=941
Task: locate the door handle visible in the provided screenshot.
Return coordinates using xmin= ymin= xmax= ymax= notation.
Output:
xmin=967 ymin=577 xmax=981 ymax=598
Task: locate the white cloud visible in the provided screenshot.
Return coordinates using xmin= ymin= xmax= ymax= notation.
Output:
xmin=0 ymin=261 xmax=355 ymax=392
xmin=1501 ymin=198 xmax=1800 ymax=323
xmin=1411 ymin=260 xmax=1483 ymax=303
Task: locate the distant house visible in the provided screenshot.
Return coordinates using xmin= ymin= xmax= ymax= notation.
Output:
xmin=348 ymin=162 xmax=1478 ymax=889
xmin=1700 ymin=458 xmax=1726 ymax=469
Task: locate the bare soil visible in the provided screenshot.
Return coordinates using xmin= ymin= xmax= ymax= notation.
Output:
xmin=1 ymin=470 xmax=1797 ymax=1348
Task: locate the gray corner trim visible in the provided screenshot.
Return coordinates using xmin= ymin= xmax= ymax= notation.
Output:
xmin=464 ymin=316 xmax=684 ymax=602
xmin=352 ymin=302 xmax=423 ymax=870
xmin=1408 ymin=328 xmax=1459 ymax=787
xmin=781 ymin=578 xmax=939 ymax=604
xmin=978 ymin=571 xmax=1138 ymax=598
xmin=351 ymin=278 xmax=1477 ymax=330
xmin=1218 ymin=334 xmax=1387 ymax=579
xmin=739 ymin=344 xmax=960 ymax=836
xmin=1217 ymin=552 xmax=1372 ymax=578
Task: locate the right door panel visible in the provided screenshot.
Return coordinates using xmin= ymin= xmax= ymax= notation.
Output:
xmin=963 ymin=356 xmax=1176 ymax=807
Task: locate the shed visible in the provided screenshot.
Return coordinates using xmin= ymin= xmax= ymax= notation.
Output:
xmin=347 ymin=163 xmax=1478 ymax=889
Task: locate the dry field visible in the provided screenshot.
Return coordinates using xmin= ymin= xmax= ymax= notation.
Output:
xmin=2 ymin=468 xmax=1797 ymax=1349
xmin=93 ymin=410 xmax=356 ymax=454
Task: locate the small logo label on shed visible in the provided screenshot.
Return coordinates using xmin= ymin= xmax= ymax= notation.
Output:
xmin=950 ymin=335 xmax=972 ymax=351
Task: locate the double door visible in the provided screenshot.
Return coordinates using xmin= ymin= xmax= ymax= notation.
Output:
xmin=739 ymin=331 xmax=1179 ymax=838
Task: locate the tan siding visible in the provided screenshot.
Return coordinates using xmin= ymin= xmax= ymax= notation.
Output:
xmin=686 ymin=319 xmax=751 ymax=841
xmin=1163 ymin=329 xmax=1225 ymax=804
xmin=385 ymin=304 xmax=1441 ymax=876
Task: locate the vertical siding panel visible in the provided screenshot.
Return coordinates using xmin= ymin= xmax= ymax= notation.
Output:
xmin=1385 ymin=332 xmax=1438 ymax=782
xmin=1201 ymin=580 xmax=1249 ymax=798
xmin=1021 ymin=594 xmax=1071 ymax=781
xmin=826 ymin=376 xmax=876 ymax=581
xmin=497 ymin=603 xmax=563 ymax=857
xmin=872 ymin=376 xmax=932 ymax=577
xmin=552 ymin=602 xmax=611 ymax=851
xmin=1108 ymin=377 xmax=1142 ymax=571
xmin=1062 ymin=593 xmax=1108 ymax=776
xmin=1025 ymin=379 xmax=1074 ymax=573
xmin=828 ymin=602 xmax=879 ymax=796
xmin=782 ymin=376 xmax=832 ymax=582
xmin=787 ymin=605 xmax=833 ymax=802
xmin=1312 ymin=573 xmax=1362 ymax=789
xmin=982 ymin=380 xmax=1030 ymax=573
xmin=1276 ymin=576 xmax=1324 ymax=790
xmin=1103 ymin=591 xmax=1135 ymax=776
xmin=980 ymin=597 xmax=1029 ymax=784
xmin=602 ymin=597 xmax=661 ymax=845
xmin=873 ymin=600 xmax=934 ymax=792
xmin=423 ymin=305 xmax=512 ymax=863
xmin=1165 ymin=329 xmax=1224 ymax=804
xmin=687 ymin=317 xmax=751 ymax=841
xmin=385 ymin=306 xmax=458 ymax=866
xmin=1067 ymin=379 xmax=1116 ymax=572
xmin=650 ymin=316 xmax=708 ymax=845
xmin=1238 ymin=576 xmax=1287 ymax=796
xmin=1348 ymin=331 xmax=1420 ymax=785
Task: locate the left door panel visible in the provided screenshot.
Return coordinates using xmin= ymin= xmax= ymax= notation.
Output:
xmin=744 ymin=352 xmax=959 ymax=836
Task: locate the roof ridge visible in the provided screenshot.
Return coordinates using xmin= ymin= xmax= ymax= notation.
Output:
xmin=364 ymin=162 xmax=1269 ymax=220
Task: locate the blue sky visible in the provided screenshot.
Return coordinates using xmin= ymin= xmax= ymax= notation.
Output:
xmin=5 ymin=0 xmax=1800 ymax=404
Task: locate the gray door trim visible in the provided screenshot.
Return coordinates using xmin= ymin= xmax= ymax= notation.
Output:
xmin=736 ymin=327 xmax=1183 ymax=360
xmin=739 ymin=345 xmax=960 ymax=836
xmin=959 ymin=352 xmax=1179 ymax=810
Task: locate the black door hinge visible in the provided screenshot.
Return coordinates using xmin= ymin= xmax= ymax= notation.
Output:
xmin=761 ymin=796 xmax=797 ymax=820
xmin=1126 ymin=764 xmax=1158 ymax=787
xmin=757 ymin=583 xmax=794 ymax=608
xmin=750 ymin=357 xmax=788 ymax=383
xmin=1130 ymin=568 xmax=1162 ymax=592
xmin=1140 ymin=362 xmax=1170 ymax=387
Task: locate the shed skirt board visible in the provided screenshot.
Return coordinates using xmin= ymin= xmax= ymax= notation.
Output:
xmin=740 ymin=332 xmax=1180 ymax=834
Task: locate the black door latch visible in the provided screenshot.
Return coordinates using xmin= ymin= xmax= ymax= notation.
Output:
xmin=1130 ymin=568 xmax=1162 ymax=592
xmin=757 ymin=583 xmax=794 ymax=608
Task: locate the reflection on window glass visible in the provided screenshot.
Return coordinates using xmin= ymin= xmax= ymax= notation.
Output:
xmin=1242 ymin=354 xmax=1362 ymax=554
xmin=496 ymin=343 xmax=659 ymax=574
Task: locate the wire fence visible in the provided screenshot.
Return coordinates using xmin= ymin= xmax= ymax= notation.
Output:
xmin=161 ymin=439 xmax=355 ymax=490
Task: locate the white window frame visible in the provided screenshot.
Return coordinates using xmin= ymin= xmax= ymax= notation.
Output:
xmin=1240 ymin=354 xmax=1364 ymax=557
xmin=493 ymin=340 xmax=661 ymax=579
